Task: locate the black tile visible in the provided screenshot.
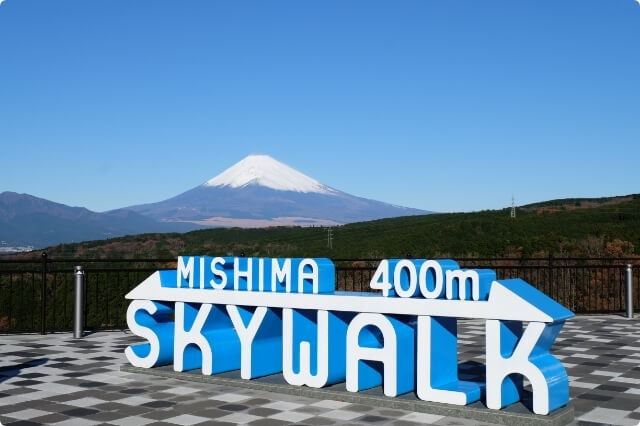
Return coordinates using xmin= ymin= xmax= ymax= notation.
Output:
xmin=580 ymin=362 xmax=607 ymax=367
xmin=141 ymin=400 xmax=175 ymax=409
xmin=61 ymin=407 xmax=100 ymax=417
xmin=577 ymin=393 xmax=613 ymax=402
xmin=358 ymin=415 xmax=388 ymax=422
xmin=119 ymin=388 xmax=147 ymax=395
xmin=247 ymin=420 xmax=287 ymax=426
xmin=5 ymin=352 xmax=42 ymax=358
xmin=192 ymin=408 xmax=231 ymax=418
xmin=247 ymin=407 xmax=280 ymax=417
xmin=11 ymin=379 xmax=42 ymax=386
xmin=19 ymin=373 xmax=46 ymax=379
xmin=52 ymin=357 xmax=76 ymax=362
xmin=85 ymin=410 xmax=128 ymax=422
xmin=30 ymin=413 xmax=69 ymax=424
xmin=218 ymin=403 xmax=249 ymax=412
xmin=244 ymin=398 xmax=272 ymax=405
xmin=77 ymin=381 xmax=104 ymax=388
xmin=595 ymin=384 xmax=628 ymax=392
xmin=61 ymin=372 xmax=89 ymax=378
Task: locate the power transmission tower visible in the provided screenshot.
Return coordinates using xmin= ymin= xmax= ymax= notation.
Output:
xmin=327 ymin=228 xmax=333 ymax=249
xmin=511 ymin=196 xmax=516 ymax=219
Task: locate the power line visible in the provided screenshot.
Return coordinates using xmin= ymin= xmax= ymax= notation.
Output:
xmin=327 ymin=228 xmax=333 ymax=249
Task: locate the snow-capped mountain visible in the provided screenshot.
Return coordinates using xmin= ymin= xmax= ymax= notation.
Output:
xmin=125 ymin=154 xmax=432 ymax=227
xmin=204 ymin=154 xmax=336 ymax=194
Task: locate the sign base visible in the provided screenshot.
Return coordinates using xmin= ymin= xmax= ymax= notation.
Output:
xmin=121 ymin=365 xmax=574 ymax=426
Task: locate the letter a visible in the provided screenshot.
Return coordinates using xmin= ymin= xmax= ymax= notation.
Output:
xmin=346 ymin=313 xmax=414 ymax=397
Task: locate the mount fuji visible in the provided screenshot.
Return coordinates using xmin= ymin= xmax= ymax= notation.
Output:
xmin=125 ymin=155 xmax=432 ymax=227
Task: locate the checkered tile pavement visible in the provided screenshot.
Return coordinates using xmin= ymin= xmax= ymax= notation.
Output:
xmin=0 ymin=315 xmax=638 ymax=425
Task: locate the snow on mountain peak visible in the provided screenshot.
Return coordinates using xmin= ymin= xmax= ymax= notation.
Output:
xmin=204 ymin=155 xmax=336 ymax=194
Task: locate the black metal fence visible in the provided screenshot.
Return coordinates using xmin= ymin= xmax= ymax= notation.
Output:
xmin=0 ymin=255 xmax=638 ymax=334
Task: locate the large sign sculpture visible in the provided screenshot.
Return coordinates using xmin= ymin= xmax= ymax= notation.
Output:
xmin=125 ymin=256 xmax=573 ymax=415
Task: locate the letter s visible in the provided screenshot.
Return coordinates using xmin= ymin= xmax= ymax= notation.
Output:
xmin=125 ymin=300 xmax=174 ymax=368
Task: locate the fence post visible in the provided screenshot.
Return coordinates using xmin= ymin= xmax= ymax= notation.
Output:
xmin=627 ymin=264 xmax=633 ymax=319
xmin=74 ymin=266 xmax=85 ymax=338
xmin=40 ymin=252 xmax=47 ymax=335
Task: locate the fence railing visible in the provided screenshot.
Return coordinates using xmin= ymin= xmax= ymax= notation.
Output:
xmin=0 ymin=255 xmax=637 ymax=334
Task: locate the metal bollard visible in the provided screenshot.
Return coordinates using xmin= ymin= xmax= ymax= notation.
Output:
xmin=627 ymin=264 xmax=633 ymax=319
xmin=74 ymin=266 xmax=85 ymax=338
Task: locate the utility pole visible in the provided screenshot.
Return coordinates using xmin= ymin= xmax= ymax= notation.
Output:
xmin=511 ymin=196 xmax=516 ymax=219
xmin=327 ymin=228 xmax=333 ymax=249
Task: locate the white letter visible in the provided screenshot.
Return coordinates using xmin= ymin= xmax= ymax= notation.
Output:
xmin=177 ymin=256 xmax=194 ymax=288
xmin=174 ymin=302 xmax=213 ymax=375
xmin=298 ymin=258 xmax=319 ymax=293
xmin=394 ymin=260 xmax=417 ymax=298
xmin=271 ymin=258 xmax=291 ymax=292
xmin=282 ymin=309 xmax=329 ymax=387
xmin=210 ymin=257 xmax=227 ymax=289
xmin=227 ymin=305 xmax=268 ymax=379
xmin=445 ymin=269 xmax=480 ymax=300
xmin=370 ymin=260 xmax=392 ymax=296
xmin=234 ymin=257 xmax=253 ymax=290
xmin=258 ymin=258 xmax=265 ymax=291
xmin=416 ymin=316 xmax=480 ymax=405
xmin=486 ymin=320 xmax=567 ymax=415
xmin=199 ymin=256 xmax=205 ymax=289
xmin=125 ymin=300 xmax=162 ymax=368
xmin=419 ymin=260 xmax=444 ymax=299
xmin=346 ymin=313 xmax=399 ymax=397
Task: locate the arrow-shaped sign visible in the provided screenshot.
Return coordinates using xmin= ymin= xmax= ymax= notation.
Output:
xmin=126 ymin=270 xmax=573 ymax=323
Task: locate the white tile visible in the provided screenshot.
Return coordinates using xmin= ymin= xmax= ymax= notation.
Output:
xmin=165 ymin=414 xmax=210 ymax=425
xmin=54 ymin=419 xmax=102 ymax=426
xmin=579 ymin=407 xmax=637 ymax=426
xmin=570 ymin=353 xmax=598 ymax=359
xmin=269 ymin=411 xmax=315 ymax=422
xmin=398 ymin=412 xmax=445 ymax=423
xmin=262 ymin=401 xmax=305 ymax=411
xmin=561 ymin=346 xmax=589 ymax=352
xmin=619 ymin=358 xmax=640 ymax=364
xmin=30 ymin=383 xmax=86 ymax=394
xmin=310 ymin=399 xmax=351 ymax=409
xmin=108 ymin=416 xmax=156 ymax=426
xmin=216 ymin=413 xmax=262 ymax=424
xmin=591 ymin=370 xmax=622 ymax=377
xmin=208 ymin=392 xmax=249 ymax=402
xmin=321 ymin=409 xmax=363 ymax=421
xmin=82 ymin=373 xmax=133 ymax=385
xmin=4 ymin=408 xmax=50 ymax=420
xmin=612 ymin=377 xmax=640 ymax=385
xmin=64 ymin=397 xmax=105 ymax=407
xmin=163 ymin=386 xmax=200 ymax=395
xmin=570 ymin=381 xmax=599 ymax=389
xmin=116 ymin=395 xmax=155 ymax=406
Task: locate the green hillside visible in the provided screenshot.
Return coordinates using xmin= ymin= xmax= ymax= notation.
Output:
xmin=10 ymin=194 xmax=640 ymax=260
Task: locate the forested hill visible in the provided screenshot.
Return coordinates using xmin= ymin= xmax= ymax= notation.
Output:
xmin=7 ymin=194 xmax=640 ymax=260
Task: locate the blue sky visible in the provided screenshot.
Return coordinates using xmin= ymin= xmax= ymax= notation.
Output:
xmin=1 ymin=0 xmax=639 ymax=213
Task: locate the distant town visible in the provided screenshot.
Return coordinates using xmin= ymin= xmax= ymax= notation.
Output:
xmin=0 ymin=241 xmax=34 ymax=254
